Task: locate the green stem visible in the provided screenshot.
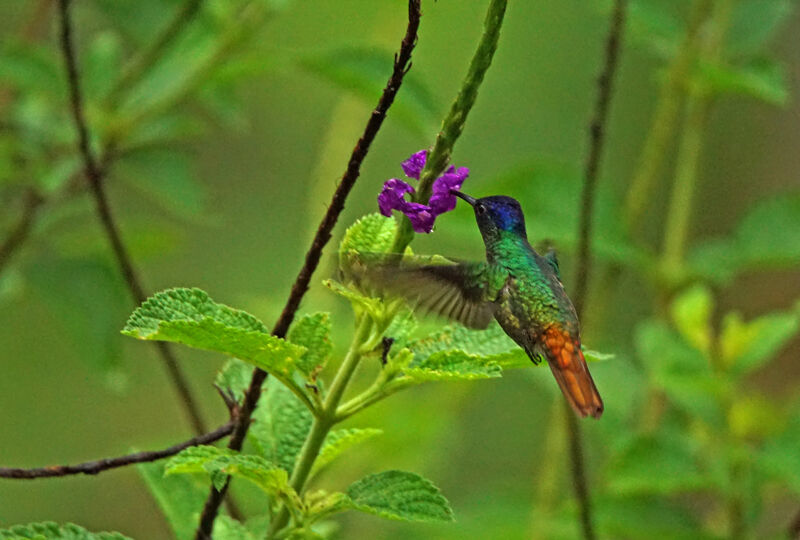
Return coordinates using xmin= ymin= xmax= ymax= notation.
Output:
xmin=106 ymin=0 xmax=203 ymax=106
xmin=267 ymin=316 xmax=374 ymax=537
xmin=391 ymin=0 xmax=507 ymax=252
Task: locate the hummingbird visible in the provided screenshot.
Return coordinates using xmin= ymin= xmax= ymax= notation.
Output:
xmin=363 ymin=191 xmax=603 ymax=418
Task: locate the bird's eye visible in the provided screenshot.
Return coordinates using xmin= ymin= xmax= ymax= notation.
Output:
xmin=476 ymin=204 xmax=487 ymax=215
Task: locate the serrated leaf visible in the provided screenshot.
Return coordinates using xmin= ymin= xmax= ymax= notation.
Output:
xmin=409 ymin=323 xmax=519 ymax=362
xmin=212 ymin=516 xmax=256 ymax=540
xmin=311 ymin=428 xmax=383 ymax=476
xmin=165 ymin=445 xmax=296 ymax=503
xmin=721 ymin=309 xmax=799 ymax=375
xmin=670 ymin=284 xmax=713 ymax=355
xmin=0 ymin=522 xmax=131 ymax=540
xmin=298 ymin=47 xmax=438 ymax=136
xmin=123 ymin=288 xmax=306 ymax=378
xmin=138 ymin=460 xmax=207 ymax=540
xmin=251 ymin=378 xmax=313 ymax=474
xmin=344 ymin=470 xmax=453 ymax=522
xmin=215 ymin=358 xmax=255 ymax=402
xmin=405 ymin=350 xmax=503 ymax=382
xmin=699 ymin=58 xmax=788 ymax=106
xmin=289 ymin=313 xmax=333 ymax=376
xmin=322 ymin=279 xmax=382 ymax=313
xmin=608 ymin=432 xmax=709 ymax=495
xmin=339 ymin=213 xmax=398 ymax=262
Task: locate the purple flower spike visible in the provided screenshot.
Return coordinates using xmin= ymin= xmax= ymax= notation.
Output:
xmin=401 ymin=150 xmax=427 ymax=179
xmin=378 ymin=149 xmax=469 ymax=234
xmin=378 ymin=178 xmax=415 ymax=217
xmin=429 ymin=165 xmax=469 ymax=214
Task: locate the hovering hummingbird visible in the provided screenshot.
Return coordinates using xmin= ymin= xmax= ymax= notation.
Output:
xmin=364 ymin=191 xmax=603 ymax=418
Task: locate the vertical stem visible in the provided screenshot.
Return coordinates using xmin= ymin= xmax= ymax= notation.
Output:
xmin=193 ymin=3 xmax=422 ymax=536
xmin=567 ymin=2 xmax=626 ymax=539
xmin=392 ymin=0 xmax=508 ymax=252
xmin=56 ymin=0 xmax=209 ymax=437
xmin=267 ymin=317 xmax=373 ymax=537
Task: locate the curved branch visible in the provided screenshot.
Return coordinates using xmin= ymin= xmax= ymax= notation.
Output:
xmin=56 ymin=0 xmax=208 ymax=436
xmin=193 ymin=2 xmax=422 ymax=537
xmin=0 ymin=422 xmax=234 ymax=479
xmin=568 ymin=2 xmax=627 ymax=540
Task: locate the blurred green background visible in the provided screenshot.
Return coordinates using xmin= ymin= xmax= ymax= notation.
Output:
xmin=1 ymin=0 xmax=799 ymax=538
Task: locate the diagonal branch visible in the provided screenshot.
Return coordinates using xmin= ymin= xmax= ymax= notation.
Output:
xmin=0 ymin=189 xmax=44 ymax=275
xmin=56 ymin=0 xmax=208 ymax=436
xmin=0 ymin=421 xmax=233 ymax=479
xmin=193 ymin=1 xmax=422 ymax=537
xmin=568 ymin=2 xmax=626 ymax=540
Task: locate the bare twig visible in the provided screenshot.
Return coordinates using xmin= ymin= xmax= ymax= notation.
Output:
xmin=56 ymin=0 xmax=208 ymax=436
xmin=0 ymin=422 xmax=233 ymax=479
xmin=193 ymin=2 xmax=422 ymax=537
xmin=0 ymin=189 xmax=44 ymax=275
xmin=568 ymin=2 xmax=626 ymax=540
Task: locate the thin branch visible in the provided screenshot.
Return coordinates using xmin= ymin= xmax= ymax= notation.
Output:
xmin=0 ymin=189 xmax=44 ymax=275
xmin=56 ymin=0 xmax=208 ymax=436
xmin=193 ymin=2 xmax=422 ymax=537
xmin=0 ymin=422 xmax=233 ymax=479
xmin=568 ymin=2 xmax=626 ymax=540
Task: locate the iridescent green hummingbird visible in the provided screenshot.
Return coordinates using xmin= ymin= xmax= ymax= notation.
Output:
xmin=368 ymin=191 xmax=603 ymax=418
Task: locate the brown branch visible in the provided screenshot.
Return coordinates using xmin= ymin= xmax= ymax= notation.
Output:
xmin=0 ymin=189 xmax=44 ymax=275
xmin=56 ymin=0 xmax=208 ymax=437
xmin=193 ymin=1 xmax=422 ymax=537
xmin=0 ymin=422 xmax=233 ymax=479
xmin=568 ymin=2 xmax=626 ymax=540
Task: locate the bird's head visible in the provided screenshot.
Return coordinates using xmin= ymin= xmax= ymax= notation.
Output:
xmin=451 ymin=190 xmax=527 ymax=241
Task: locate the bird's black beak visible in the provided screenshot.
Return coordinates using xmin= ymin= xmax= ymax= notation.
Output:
xmin=451 ymin=190 xmax=476 ymax=206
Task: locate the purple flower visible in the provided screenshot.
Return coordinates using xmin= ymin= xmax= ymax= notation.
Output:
xmin=401 ymin=150 xmax=427 ymax=179
xmin=377 ymin=150 xmax=469 ymax=234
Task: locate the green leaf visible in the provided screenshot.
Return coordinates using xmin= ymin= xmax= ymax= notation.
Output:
xmin=311 ymin=428 xmax=383 ymax=476
xmin=322 ymin=279 xmax=382 ymax=314
xmin=137 ymin=460 xmax=207 ymax=540
xmin=669 ymin=284 xmax=713 ymax=355
xmin=726 ymin=0 xmax=794 ymax=57
xmin=699 ymin=58 xmax=788 ymax=106
xmin=27 ymin=257 xmax=129 ymax=391
xmin=339 ymin=213 xmax=398 ymax=262
xmin=117 ymin=149 xmax=206 ymax=219
xmin=608 ymin=433 xmax=709 ymax=495
xmin=123 ymin=288 xmax=306 ymax=378
xmin=215 ymin=358 xmax=255 ymax=402
xmin=689 ymin=193 xmax=800 ymax=281
xmin=298 ymin=47 xmax=439 ymax=136
xmin=212 ymin=516 xmax=256 ymax=540
xmin=165 ymin=445 xmax=297 ymax=503
xmin=288 ymin=313 xmax=333 ymax=377
xmin=0 ymin=522 xmax=131 ymax=540
xmin=250 ymin=378 xmax=313 ymax=474
xmin=345 ymin=470 xmax=454 ymax=522
xmin=625 ymin=0 xmax=685 ymax=59
xmin=721 ymin=309 xmax=799 ymax=375
xmin=635 ymin=320 xmax=725 ymax=424
xmin=405 ymin=350 xmax=503 ymax=382
xmin=409 ymin=323 xmax=519 ymax=363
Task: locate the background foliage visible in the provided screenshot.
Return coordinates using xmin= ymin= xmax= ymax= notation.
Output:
xmin=1 ymin=0 xmax=799 ymax=539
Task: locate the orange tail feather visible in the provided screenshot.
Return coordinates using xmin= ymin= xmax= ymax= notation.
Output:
xmin=543 ymin=327 xmax=604 ymax=419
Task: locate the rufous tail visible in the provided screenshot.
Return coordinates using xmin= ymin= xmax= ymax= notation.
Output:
xmin=542 ymin=326 xmax=603 ymax=418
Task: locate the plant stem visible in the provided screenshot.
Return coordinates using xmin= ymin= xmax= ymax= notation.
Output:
xmin=392 ymin=0 xmax=508 ymax=252
xmin=623 ymin=0 xmax=713 ymax=235
xmin=267 ymin=317 xmax=373 ymax=537
xmin=106 ymin=0 xmax=203 ymax=106
xmin=193 ymin=3 xmax=422 ymax=535
xmin=57 ymin=0 xmax=209 ymax=437
xmin=567 ymin=2 xmax=626 ymax=539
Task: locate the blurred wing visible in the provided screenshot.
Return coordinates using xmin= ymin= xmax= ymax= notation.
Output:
xmin=358 ymin=254 xmax=497 ymax=329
